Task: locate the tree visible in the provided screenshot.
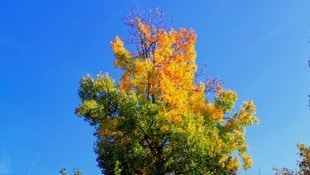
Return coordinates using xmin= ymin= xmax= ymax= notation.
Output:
xmin=76 ymin=8 xmax=259 ymax=175
xmin=274 ymin=143 xmax=310 ymax=175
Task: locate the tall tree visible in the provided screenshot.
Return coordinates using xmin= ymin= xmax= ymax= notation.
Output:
xmin=76 ymin=9 xmax=259 ymax=175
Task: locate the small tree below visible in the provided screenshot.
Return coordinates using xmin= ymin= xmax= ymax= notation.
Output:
xmin=274 ymin=143 xmax=310 ymax=175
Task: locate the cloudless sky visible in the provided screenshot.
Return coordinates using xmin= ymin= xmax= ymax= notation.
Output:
xmin=0 ymin=1 xmax=309 ymax=174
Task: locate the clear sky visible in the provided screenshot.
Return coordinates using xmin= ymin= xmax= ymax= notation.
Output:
xmin=0 ymin=0 xmax=309 ymax=174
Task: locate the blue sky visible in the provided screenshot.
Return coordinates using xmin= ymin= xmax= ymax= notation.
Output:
xmin=0 ymin=0 xmax=309 ymax=174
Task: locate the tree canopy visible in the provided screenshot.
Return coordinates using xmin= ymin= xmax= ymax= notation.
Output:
xmin=76 ymin=9 xmax=259 ymax=175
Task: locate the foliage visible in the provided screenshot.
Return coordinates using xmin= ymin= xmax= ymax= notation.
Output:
xmin=274 ymin=143 xmax=310 ymax=175
xmin=76 ymin=8 xmax=259 ymax=175
xmin=59 ymin=168 xmax=83 ymax=175
xmin=59 ymin=168 xmax=67 ymax=175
